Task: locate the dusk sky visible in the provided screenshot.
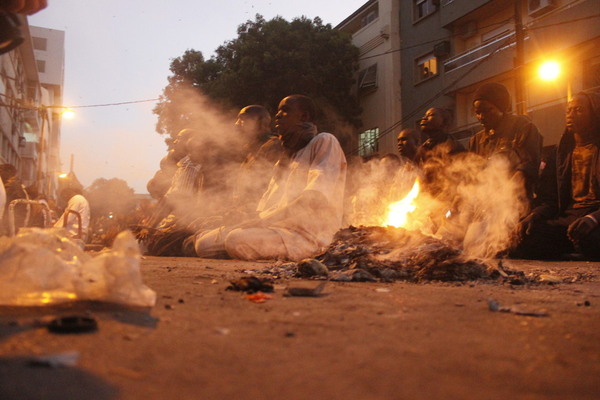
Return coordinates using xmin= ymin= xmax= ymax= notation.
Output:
xmin=28 ymin=0 xmax=367 ymax=193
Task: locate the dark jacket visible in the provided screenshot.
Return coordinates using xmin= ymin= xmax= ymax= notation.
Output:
xmin=469 ymin=113 xmax=543 ymax=197
xmin=533 ymin=92 xmax=600 ymax=218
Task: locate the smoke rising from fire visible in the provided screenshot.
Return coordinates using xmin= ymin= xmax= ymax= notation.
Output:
xmin=346 ymin=153 xmax=528 ymax=260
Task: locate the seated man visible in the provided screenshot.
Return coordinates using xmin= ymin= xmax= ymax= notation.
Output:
xmin=415 ymin=107 xmax=464 ymax=165
xmin=232 ymin=104 xmax=285 ymax=214
xmin=470 ymin=82 xmax=543 ymax=201
xmin=396 ymin=128 xmax=420 ymax=163
xmin=192 ymin=94 xmax=347 ymax=261
xmin=515 ymin=91 xmax=600 ymax=260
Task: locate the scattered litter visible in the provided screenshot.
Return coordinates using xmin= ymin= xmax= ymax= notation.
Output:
xmin=211 ymin=279 xmax=218 ymax=284
xmin=577 ymin=300 xmax=591 ymax=307
xmin=297 ymin=259 xmax=329 ymax=277
xmin=245 ymin=292 xmax=272 ymax=303
xmin=164 ymin=304 xmax=174 ymax=310
xmin=538 ymin=274 xmax=563 ymax=284
xmin=0 ymin=228 xmax=156 ymax=307
xmin=375 ymin=288 xmax=391 ymax=293
xmin=227 ymin=276 xmax=274 ymax=294
xmin=29 ymin=351 xmax=80 ymax=368
xmin=487 ymin=298 xmax=549 ymax=317
xmin=284 ymin=282 xmax=327 ymax=297
xmin=214 ymin=327 xmax=231 ymax=335
xmin=47 ymin=316 xmax=98 ymax=334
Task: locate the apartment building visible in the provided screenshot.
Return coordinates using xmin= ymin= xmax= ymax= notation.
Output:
xmin=337 ymin=0 xmax=402 ymax=158
xmin=0 ymin=15 xmax=40 ymax=178
xmin=29 ymin=25 xmax=65 ymax=198
xmin=341 ymin=0 xmax=600 ymax=155
xmin=0 ymin=17 xmax=64 ymax=198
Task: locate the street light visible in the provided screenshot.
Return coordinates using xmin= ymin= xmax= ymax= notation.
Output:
xmin=538 ymin=60 xmax=561 ymax=81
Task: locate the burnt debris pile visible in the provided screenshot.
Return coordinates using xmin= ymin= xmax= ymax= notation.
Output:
xmin=262 ymin=225 xmax=525 ymax=283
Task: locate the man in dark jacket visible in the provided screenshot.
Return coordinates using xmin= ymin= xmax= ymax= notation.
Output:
xmin=470 ymin=82 xmax=543 ymax=201
xmin=515 ymin=91 xmax=600 ymax=260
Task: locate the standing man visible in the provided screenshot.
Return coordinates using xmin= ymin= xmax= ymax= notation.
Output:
xmin=193 ymin=95 xmax=347 ymax=261
xmin=469 ymin=82 xmax=543 ymax=200
xmin=516 ymin=91 xmax=600 ymax=260
xmin=396 ymin=128 xmax=420 ymax=163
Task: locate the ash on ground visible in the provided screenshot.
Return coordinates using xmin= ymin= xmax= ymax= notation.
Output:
xmin=258 ymin=226 xmax=526 ymax=283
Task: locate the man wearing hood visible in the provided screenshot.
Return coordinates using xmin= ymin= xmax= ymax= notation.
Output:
xmin=516 ymin=91 xmax=600 ymax=260
xmin=192 ymin=95 xmax=347 ymax=261
xmin=470 ymin=82 xmax=543 ymax=200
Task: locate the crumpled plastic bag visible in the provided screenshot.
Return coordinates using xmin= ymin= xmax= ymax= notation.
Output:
xmin=0 ymin=228 xmax=156 ymax=307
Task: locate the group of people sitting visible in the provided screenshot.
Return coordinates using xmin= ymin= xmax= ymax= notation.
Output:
xmin=140 ymin=84 xmax=600 ymax=262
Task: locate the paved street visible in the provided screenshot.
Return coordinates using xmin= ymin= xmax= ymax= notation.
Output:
xmin=0 ymin=256 xmax=599 ymax=400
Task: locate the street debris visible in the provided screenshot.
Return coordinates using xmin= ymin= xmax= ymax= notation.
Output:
xmin=0 ymin=228 xmax=156 ymax=307
xmin=284 ymin=282 xmax=327 ymax=297
xmin=227 ymin=276 xmax=274 ymax=293
xmin=487 ymin=298 xmax=549 ymax=317
xmin=47 ymin=315 xmax=98 ymax=334
xmin=29 ymin=351 xmax=80 ymax=368
xmin=245 ymin=292 xmax=272 ymax=303
xmin=297 ymin=259 xmax=328 ymax=277
xmin=258 ymin=226 xmax=523 ymax=283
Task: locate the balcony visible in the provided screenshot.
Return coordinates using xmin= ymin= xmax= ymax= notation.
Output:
xmin=443 ymin=31 xmax=515 ymax=73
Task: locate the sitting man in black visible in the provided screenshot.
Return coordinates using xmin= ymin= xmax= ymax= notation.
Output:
xmin=516 ymin=91 xmax=600 ymax=260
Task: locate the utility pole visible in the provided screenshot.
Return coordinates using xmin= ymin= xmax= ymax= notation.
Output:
xmin=514 ymin=0 xmax=527 ymax=115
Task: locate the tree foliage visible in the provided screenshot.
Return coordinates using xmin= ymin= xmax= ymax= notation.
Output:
xmin=154 ymin=15 xmax=361 ymax=140
xmin=85 ymin=178 xmax=136 ymax=218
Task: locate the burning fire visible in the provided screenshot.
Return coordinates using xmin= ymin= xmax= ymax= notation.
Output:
xmin=384 ymin=179 xmax=420 ymax=228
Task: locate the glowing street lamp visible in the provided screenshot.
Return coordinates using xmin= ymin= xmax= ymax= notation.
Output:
xmin=60 ymin=108 xmax=75 ymax=119
xmin=538 ymin=60 xmax=561 ymax=81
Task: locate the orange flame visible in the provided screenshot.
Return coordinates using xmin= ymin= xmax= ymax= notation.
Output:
xmin=384 ymin=179 xmax=420 ymax=228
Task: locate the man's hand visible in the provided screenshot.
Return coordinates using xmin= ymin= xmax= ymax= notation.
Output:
xmin=0 ymin=0 xmax=48 ymax=15
xmin=517 ymin=212 xmax=540 ymax=237
xmin=567 ymin=215 xmax=598 ymax=243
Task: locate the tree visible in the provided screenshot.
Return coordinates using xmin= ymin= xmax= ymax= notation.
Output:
xmin=153 ymin=15 xmax=361 ymax=144
xmin=85 ymin=178 xmax=136 ymax=218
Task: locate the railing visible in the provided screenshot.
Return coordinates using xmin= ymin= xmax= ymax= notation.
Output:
xmin=443 ymin=31 xmax=515 ymax=73
xmin=7 ymin=199 xmax=51 ymax=236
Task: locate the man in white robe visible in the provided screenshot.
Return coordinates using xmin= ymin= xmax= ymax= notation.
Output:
xmin=193 ymin=95 xmax=346 ymax=260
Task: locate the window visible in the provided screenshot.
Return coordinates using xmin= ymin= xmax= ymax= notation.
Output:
xmin=359 ymin=128 xmax=379 ymax=157
xmin=32 ymin=36 xmax=47 ymax=51
xmin=36 ymin=60 xmax=45 ymax=73
xmin=414 ymin=0 xmax=438 ymax=21
xmin=415 ymin=53 xmax=438 ymax=83
xmin=361 ymin=9 xmax=379 ymax=28
xmin=358 ymin=64 xmax=378 ymax=95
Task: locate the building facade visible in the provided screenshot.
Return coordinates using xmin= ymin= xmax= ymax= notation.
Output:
xmin=0 ymin=17 xmax=64 ymax=199
xmin=341 ymin=0 xmax=600 ymax=155
xmin=337 ymin=0 xmax=402 ymax=158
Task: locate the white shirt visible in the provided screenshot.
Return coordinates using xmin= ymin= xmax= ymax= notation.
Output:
xmin=54 ymin=194 xmax=90 ymax=239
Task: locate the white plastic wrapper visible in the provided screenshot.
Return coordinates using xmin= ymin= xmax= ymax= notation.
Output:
xmin=0 ymin=228 xmax=156 ymax=307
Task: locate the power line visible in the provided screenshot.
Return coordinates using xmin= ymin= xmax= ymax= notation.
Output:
xmin=358 ymin=12 xmax=599 ymax=63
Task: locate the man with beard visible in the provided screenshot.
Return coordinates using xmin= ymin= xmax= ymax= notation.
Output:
xmin=469 ymin=82 xmax=542 ymax=201
xmin=515 ymin=92 xmax=600 ymax=260
xmin=192 ymin=94 xmax=347 ymax=261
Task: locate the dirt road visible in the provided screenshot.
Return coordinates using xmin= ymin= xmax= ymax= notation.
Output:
xmin=0 ymin=257 xmax=598 ymax=400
